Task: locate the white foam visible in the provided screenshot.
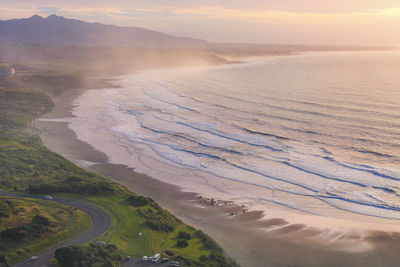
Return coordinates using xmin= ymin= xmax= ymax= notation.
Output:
xmin=69 ymin=52 xmax=400 ymax=248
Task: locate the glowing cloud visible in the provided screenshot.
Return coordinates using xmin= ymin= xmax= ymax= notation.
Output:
xmin=0 ymin=1 xmax=399 ymax=46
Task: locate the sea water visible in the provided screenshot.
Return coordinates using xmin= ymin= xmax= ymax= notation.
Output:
xmin=70 ymin=51 xmax=400 ymax=228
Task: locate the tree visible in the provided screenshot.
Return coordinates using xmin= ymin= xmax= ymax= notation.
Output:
xmin=178 ymin=231 xmax=191 ymax=240
xmin=177 ymin=239 xmax=188 ymax=248
xmin=199 ymin=255 xmax=208 ymax=262
xmin=55 ymin=247 xmax=74 ymax=267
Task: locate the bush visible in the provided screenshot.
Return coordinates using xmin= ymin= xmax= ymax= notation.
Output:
xmin=0 ymin=214 xmax=52 ymax=243
xmin=55 ymin=246 xmax=74 ymax=267
xmin=32 ymin=215 xmax=50 ymax=226
xmin=27 ymin=180 xmax=115 ymax=194
xmin=1 ymin=228 xmax=26 ymax=242
xmin=199 ymin=255 xmax=208 ymax=262
xmin=145 ymin=220 xmax=174 ymax=232
xmin=137 ymin=208 xmax=176 ymax=232
xmin=178 ymin=231 xmax=191 ymax=240
xmin=65 ymin=176 xmax=82 ymax=183
xmin=55 ymin=243 xmax=123 ymax=267
xmin=176 ymin=239 xmax=188 ymax=248
xmin=128 ymin=195 xmax=148 ymax=207
xmin=164 ymin=250 xmax=175 ymax=256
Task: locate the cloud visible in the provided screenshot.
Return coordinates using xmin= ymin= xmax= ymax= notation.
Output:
xmin=0 ymin=7 xmax=45 ymax=19
xmin=1 ymin=0 xmax=400 ymax=13
xmin=0 ymin=1 xmax=399 ymax=46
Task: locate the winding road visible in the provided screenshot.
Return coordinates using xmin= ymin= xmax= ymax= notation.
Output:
xmin=0 ymin=191 xmax=111 ymax=267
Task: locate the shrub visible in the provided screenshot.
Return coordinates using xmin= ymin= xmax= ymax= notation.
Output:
xmin=54 ymin=246 xmax=74 ymax=267
xmin=128 ymin=195 xmax=148 ymax=207
xmin=55 ymin=243 xmax=123 ymax=267
xmin=32 ymin=215 xmax=50 ymax=226
xmin=137 ymin=208 xmax=176 ymax=232
xmin=199 ymin=255 xmax=208 ymax=262
xmin=176 ymin=239 xmax=188 ymax=248
xmin=177 ymin=231 xmax=191 ymax=240
xmin=144 ymin=219 xmax=174 ymax=232
xmin=1 ymin=228 xmax=26 ymax=241
xmin=164 ymin=250 xmax=175 ymax=256
xmin=65 ymin=176 xmax=82 ymax=183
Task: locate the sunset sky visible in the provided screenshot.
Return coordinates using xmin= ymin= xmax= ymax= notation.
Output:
xmin=1 ymin=0 xmax=400 ymax=46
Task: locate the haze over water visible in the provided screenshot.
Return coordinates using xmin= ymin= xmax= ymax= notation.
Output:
xmin=71 ymin=51 xmax=400 ymax=228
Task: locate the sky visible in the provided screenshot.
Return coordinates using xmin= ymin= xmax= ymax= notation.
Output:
xmin=1 ymin=0 xmax=400 ymax=46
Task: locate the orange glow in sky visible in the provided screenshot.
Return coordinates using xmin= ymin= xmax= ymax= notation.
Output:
xmin=0 ymin=1 xmax=399 ymax=46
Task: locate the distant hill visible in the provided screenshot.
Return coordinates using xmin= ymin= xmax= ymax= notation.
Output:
xmin=0 ymin=15 xmax=393 ymax=53
xmin=0 ymin=15 xmax=208 ymax=47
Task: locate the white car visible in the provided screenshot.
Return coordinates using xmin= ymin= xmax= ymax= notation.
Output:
xmin=29 ymin=256 xmax=39 ymax=261
xmin=152 ymin=253 xmax=161 ymax=263
xmin=44 ymin=195 xmax=53 ymax=200
xmin=96 ymin=241 xmax=106 ymax=245
xmin=141 ymin=256 xmax=148 ymax=261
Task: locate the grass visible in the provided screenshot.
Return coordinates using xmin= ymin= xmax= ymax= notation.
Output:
xmin=0 ymin=87 xmax=126 ymax=195
xmin=71 ymin=194 xmax=217 ymax=263
xmin=0 ymin=197 xmax=91 ymax=264
xmin=52 ymin=193 xmax=236 ymax=266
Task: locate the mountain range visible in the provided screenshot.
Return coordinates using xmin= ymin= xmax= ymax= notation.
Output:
xmin=0 ymin=15 xmax=208 ymax=47
xmin=0 ymin=15 xmax=393 ymax=52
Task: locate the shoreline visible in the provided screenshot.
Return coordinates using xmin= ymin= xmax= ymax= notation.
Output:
xmin=36 ymin=73 xmax=400 ymax=266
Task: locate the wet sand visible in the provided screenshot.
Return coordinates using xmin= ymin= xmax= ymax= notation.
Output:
xmin=35 ymin=81 xmax=400 ymax=267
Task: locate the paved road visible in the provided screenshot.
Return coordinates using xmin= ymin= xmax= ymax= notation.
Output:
xmin=0 ymin=191 xmax=111 ymax=267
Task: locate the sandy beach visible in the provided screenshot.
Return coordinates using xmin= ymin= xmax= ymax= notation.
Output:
xmin=35 ymin=75 xmax=400 ymax=267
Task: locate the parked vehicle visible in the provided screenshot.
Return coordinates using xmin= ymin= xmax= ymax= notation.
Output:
xmin=29 ymin=256 xmax=39 ymax=261
xmin=152 ymin=253 xmax=161 ymax=263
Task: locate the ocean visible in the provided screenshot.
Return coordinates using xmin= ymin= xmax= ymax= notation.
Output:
xmin=70 ymin=51 xmax=400 ymax=228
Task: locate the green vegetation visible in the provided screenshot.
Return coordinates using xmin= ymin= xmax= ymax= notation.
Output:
xmin=0 ymin=197 xmax=91 ymax=264
xmin=55 ymin=243 xmax=123 ymax=267
xmin=127 ymin=195 xmax=148 ymax=207
xmin=76 ymin=194 xmax=235 ymax=266
xmin=177 ymin=239 xmax=189 ymax=248
xmin=0 ymin=75 xmax=126 ymax=194
xmin=178 ymin=231 xmax=192 ymax=240
xmin=0 ymin=66 xmax=238 ymax=266
xmin=0 ymin=73 xmax=84 ymax=96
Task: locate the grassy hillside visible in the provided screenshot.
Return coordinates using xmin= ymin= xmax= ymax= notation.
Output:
xmin=0 ymin=69 xmax=238 ymax=266
xmin=0 ymin=197 xmax=91 ymax=264
xmin=0 ymin=74 xmax=125 ymax=194
xmin=81 ymin=195 xmax=230 ymax=266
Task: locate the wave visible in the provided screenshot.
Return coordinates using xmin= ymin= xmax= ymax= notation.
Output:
xmin=71 ymin=52 xmax=400 ymax=222
xmin=241 ymin=127 xmax=291 ymax=140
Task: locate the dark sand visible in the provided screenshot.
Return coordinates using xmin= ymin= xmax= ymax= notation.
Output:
xmin=35 ymin=83 xmax=400 ymax=267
